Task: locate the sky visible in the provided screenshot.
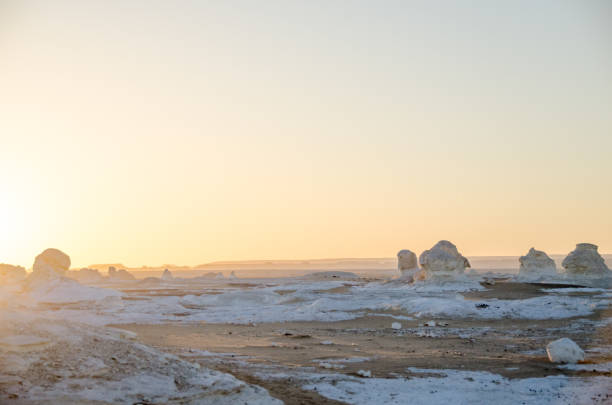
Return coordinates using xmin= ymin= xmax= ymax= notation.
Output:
xmin=1 ymin=0 xmax=611 ymax=268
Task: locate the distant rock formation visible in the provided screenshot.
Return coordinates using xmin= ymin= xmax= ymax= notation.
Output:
xmin=562 ymin=243 xmax=611 ymax=277
xmin=67 ymin=268 xmax=104 ymax=283
xmin=108 ymin=266 xmax=135 ymax=281
xmin=518 ymin=248 xmax=557 ymax=277
xmin=397 ymin=250 xmax=419 ymax=281
xmin=0 ymin=264 xmax=27 ymax=282
xmin=161 ymin=269 xmax=173 ymax=281
xmin=32 ymin=248 xmax=71 ymax=279
xmin=419 ymin=240 xmax=470 ymax=278
xmin=228 ymin=271 xmax=238 ymax=280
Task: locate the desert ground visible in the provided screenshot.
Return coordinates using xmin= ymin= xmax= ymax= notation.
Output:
xmin=2 ymin=263 xmax=611 ymax=404
xmin=114 ymin=281 xmax=612 ymax=404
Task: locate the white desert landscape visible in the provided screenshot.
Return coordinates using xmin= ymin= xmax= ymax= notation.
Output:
xmin=2 ymin=1 xmax=611 ymax=403
xmin=1 ymin=243 xmax=611 ymax=404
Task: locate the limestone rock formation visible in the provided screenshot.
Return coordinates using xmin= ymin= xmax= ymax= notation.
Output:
xmin=108 ymin=267 xmax=135 ymax=281
xmin=161 ymin=269 xmax=173 ymax=281
xmin=518 ymin=248 xmax=557 ymax=277
xmin=0 ymin=264 xmax=27 ymax=282
xmin=68 ymin=268 xmax=104 ymax=283
xmin=546 ymin=338 xmax=584 ymax=363
xmin=32 ymin=248 xmax=71 ymax=278
xmin=561 ymin=243 xmax=610 ymax=277
xmin=419 ymin=240 xmax=470 ymax=277
xmin=397 ymin=250 xmax=419 ymax=280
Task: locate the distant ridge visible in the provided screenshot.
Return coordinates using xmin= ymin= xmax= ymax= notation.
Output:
xmin=82 ymin=255 xmax=611 ymax=272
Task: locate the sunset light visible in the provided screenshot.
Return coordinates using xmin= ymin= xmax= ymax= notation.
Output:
xmin=1 ymin=1 xmax=610 ymax=404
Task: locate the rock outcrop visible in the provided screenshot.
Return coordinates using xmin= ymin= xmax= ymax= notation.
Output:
xmin=0 ymin=264 xmax=27 ymax=283
xmin=419 ymin=240 xmax=470 ymax=278
xmin=561 ymin=243 xmax=610 ymax=277
xmin=32 ymin=248 xmax=71 ymax=279
xmin=518 ymin=248 xmax=557 ymax=277
xmin=161 ymin=269 xmax=173 ymax=281
xmin=68 ymin=268 xmax=104 ymax=283
xmin=397 ymin=250 xmax=419 ymax=280
xmin=108 ymin=267 xmax=135 ymax=281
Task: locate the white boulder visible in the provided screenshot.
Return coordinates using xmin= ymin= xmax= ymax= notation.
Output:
xmin=519 ymin=248 xmax=557 ymax=277
xmin=546 ymin=338 xmax=584 ymax=363
xmin=161 ymin=269 xmax=173 ymax=281
xmin=32 ymin=248 xmax=71 ymax=278
xmin=397 ymin=250 xmax=420 ymax=280
xmin=562 ymin=243 xmax=611 ymax=277
xmin=419 ymin=240 xmax=470 ymax=278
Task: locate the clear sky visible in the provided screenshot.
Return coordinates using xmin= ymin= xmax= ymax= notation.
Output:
xmin=1 ymin=1 xmax=611 ymax=268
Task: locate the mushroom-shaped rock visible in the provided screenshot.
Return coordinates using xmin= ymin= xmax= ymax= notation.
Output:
xmin=562 ymin=243 xmax=610 ymax=277
xmin=419 ymin=241 xmax=470 ymax=277
xmin=32 ymin=248 xmax=71 ymax=278
xmin=161 ymin=269 xmax=173 ymax=281
xmin=0 ymin=264 xmax=27 ymax=282
xmin=397 ymin=250 xmax=419 ymax=280
xmin=546 ymin=338 xmax=584 ymax=363
xmin=519 ymin=248 xmax=557 ymax=277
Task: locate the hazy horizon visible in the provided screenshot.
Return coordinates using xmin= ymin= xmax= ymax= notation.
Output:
xmin=2 ymin=1 xmax=611 ymax=268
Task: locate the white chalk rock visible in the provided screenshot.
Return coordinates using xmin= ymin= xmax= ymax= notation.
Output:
xmin=229 ymin=271 xmax=238 ymax=280
xmin=161 ymin=269 xmax=173 ymax=281
xmin=546 ymin=338 xmax=584 ymax=363
xmin=519 ymin=248 xmax=557 ymax=277
xmin=391 ymin=322 xmax=402 ymax=330
xmin=0 ymin=264 xmax=27 ymax=283
xmin=562 ymin=243 xmax=611 ymax=277
xmin=397 ymin=250 xmax=420 ymax=280
xmin=32 ymin=248 xmax=71 ymax=278
xmin=419 ymin=240 xmax=470 ymax=277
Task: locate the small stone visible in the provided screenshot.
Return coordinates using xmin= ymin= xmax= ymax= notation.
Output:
xmin=546 ymin=338 xmax=585 ymax=363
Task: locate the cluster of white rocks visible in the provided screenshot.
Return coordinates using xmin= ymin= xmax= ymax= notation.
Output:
xmin=397 ymin=240 xmax=470 ymax=281
xmin=398 ymin=241 xmax=610 ymax=284
xmin=517 ymin=243 xmax=610 ymax=284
